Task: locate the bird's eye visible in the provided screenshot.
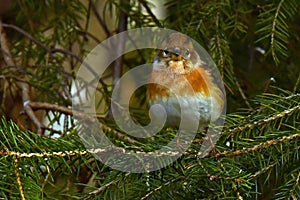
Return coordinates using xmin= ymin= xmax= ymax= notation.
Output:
xmin=162 ymin=49 xmax=170 ymax=57
xmin=184 ymin=49 xmax=190 ymax=57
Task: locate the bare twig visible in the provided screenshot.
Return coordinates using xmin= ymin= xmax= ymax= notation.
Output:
xmin=0 ymin=20 xmax=16 ymax=65
xmin=2 ymin=22 xmax=112 ymax=125
xmin=28 ymin=101 xmax=138 ymax=144
xmin=90 ymin=1 xmax=111 ymax=37
xmin=233 ymin=74 xmax=253 ymax=110
xmin=29 ymin=102 xmax=74 ymax=116
xmin=2 ymin=23 xmax=50 ymax=51
xmin=113 ymin=0 xmax=129 ymax=86
xmin=293 ymin=72 xmax=300 ymax=93
xmin=138 ymin=0 xmax=162 ymax=27
xmin=2 ymin=23 xmax=108 ymax=93
xmin=0 ymin=18 xmax=44 ymax=135
xmin=108 ymin=0 xmax=129 ymax=117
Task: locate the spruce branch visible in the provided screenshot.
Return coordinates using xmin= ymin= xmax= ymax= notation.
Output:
xmin=140 ymin=176 xmax=184 ymax=200
xmin=213 ymin=132 xmax=300 ymax=158
xmin=227 ymin=104 xmax=300 ymax=137
xmin=13 ymin=156 xmax=25 ymax=200
xmin=84 ymin=173 xmax=130 ymax=200
xmin=250 ymin=161 xmax=279 ymax=179
xmin=83 ymin=180 xmax=115 ymax=200
xmin=256 ymin=0 xmax=298 ymax=63
xmin=270 ymin=0 xmax=285 ymax=63
xmin=1 ymin=147 xmax=88 ymax=158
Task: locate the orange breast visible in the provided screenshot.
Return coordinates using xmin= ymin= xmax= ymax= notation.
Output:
xmin=184 ymin=68 xmax=210 ymax=96
xmin=147 ymin=67 xmax=211 ymax=102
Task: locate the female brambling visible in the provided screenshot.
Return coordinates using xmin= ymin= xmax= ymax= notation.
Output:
xmin=147 ymin=33 xmax=224 ymax=132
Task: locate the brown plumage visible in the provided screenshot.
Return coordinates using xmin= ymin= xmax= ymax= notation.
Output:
xmin=147 ymin=33 xmax=224 ymax=129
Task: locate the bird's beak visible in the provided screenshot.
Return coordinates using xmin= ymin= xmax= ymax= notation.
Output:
xmin=171 ymin=54 xmax=183 ymax=61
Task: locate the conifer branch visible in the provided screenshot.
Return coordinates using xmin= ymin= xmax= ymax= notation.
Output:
xmin=250 ymin=161 xmax=278 ymax=179
xmin=227 ymin=104 xmax=300 ymax=137
xmin=213 ymin=132 xmax=300 ymax=158
xmin=140 ymin=176 xmax=184 ymax=200
xmin=13 ymin=156 xmax=25 ymax=200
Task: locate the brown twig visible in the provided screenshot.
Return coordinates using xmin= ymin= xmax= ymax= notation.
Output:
xmin=0 ymin=20 xmax=15 ymax=66
xmin=233 ymin=74 xmax=253 ymax=110
xmin=2 ymin=23 xmax=50 ymax=51
xmin=138 ymin=0 xmax=162 ymax=27
xmin=107 ymin=0 xmax=129 ymax=118
xmin=294 ymin=72 xmax=300 ymax=93
xmin=28 ymin=101 xmax=138 ymax=144
xmin=1 ymin=22 xmax=112 ymax=127
xmin=90 ymin=1 xmax=111 ymax=37
xmin=113 ymin=0 xmax=129 ymax=86
xmin=2 ymin=23 xmax=109 ymax=93
xmin=0 ymin=18 xmax=44 ymax=135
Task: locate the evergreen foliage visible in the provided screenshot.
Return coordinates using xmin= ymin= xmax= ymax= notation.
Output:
xmin=0 ymin=0 xmax=299 ymax=199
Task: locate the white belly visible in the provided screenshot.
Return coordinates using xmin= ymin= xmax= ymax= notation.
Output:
xmin=149 ymin=94 xmax=211 ymax=130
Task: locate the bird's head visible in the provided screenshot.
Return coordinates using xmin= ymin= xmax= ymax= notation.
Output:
xmin=154 ymin=33 xmax=201 ymax=74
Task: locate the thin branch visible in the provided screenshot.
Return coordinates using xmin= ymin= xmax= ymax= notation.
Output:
xmin=0 ymin=21 xmax=15 ymax=66
xmin=84 ymin=181 xmax=115 ymax=200
xmin=0 ymin=19 xmax=44 ymax=135
xmin=212 ymin=132 xmax=300 ymax=158
xmin=250 ymin=161 xmax=278 ymax=179
xmin=13 ymin=156 xmax=26 ymax=200
xmin=2 ymin=23 xmax=51 ymax=52
xmin=2 ymin=23 xmax=107 ymax=88
xmin=83 ymin=173 xmax=130 ymax=200
xmin=227 ymin=104 xmax=300 ymax=137
xmin=90 ymin=1 xmax=111 ymax=37
xmin=138 ymin=0 xmax=162 ymax=27
xmin=77 ymin=29 xmax=101 ymax=44
xmin=29 ymin=102 xmax=74 ymax=116
xmin=233 ymin=74 xmax=253 ymax=110
xmin=140 ymin=176 xmax=184 ymax=200
xmin=109 ymin=0 xmax=129 ymax=117
xmin=270 ymin=0 xmax=284 ymax=63
xmin=1 ymin=147 xmax=88 ymax=158
xmin=84 ymin=0 xmax=92 ymax=35
xmin=113 ymin=0 xmax=129 ymax=86
xmin=293 ymin=72 xmax=300 ymax=93
xmin=28 ymin=101 xmax=138 ymax=144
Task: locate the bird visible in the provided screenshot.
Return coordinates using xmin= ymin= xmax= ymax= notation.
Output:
xmin=147 ymin=33 xmax=224 ymax=136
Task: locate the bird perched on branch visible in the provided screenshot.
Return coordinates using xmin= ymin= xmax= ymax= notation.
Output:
xmin=147 ymin=33 xmax=224 ymax=133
